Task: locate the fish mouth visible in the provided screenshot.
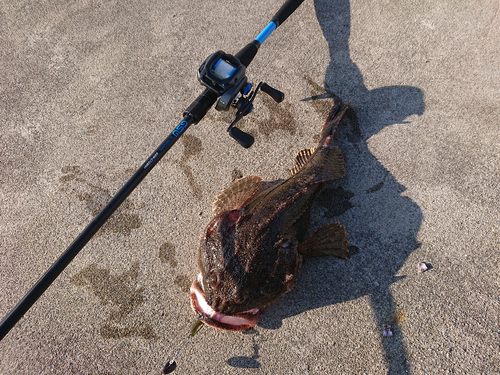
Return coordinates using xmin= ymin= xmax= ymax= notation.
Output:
xmin=190 ymin=274 xmax=259 ymax=331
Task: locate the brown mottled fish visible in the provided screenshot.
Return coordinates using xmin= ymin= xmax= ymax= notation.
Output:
xmin=190 ymin=104 xmax=350 ymax=331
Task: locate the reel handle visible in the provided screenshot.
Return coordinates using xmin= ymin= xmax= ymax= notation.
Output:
xmin=229 ymin=127 xmax=254 ymax=149
xmin=261 ymin=83 xmax=285 ymax=103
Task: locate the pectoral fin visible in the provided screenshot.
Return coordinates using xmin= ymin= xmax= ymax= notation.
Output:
xmin=297 ymin=223 xmax=349 ymax=259
xmin=213 ymin=175 xmax=262 ymax=215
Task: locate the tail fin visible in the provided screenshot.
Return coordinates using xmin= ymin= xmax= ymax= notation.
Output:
xmin=319 ymin=102 xmax=351 ymax=144
xmin=287 ymin=102 xmax=349 ymax=187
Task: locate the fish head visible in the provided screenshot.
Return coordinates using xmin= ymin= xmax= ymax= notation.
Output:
xmin=190 ymin=209 xmax=300 ymax=331
xmin=190 ymin=209 xmax=260 ymax=331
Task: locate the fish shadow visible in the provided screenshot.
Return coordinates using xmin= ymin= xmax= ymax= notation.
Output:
xmin=227 ymin=329 xmax=262 ymax=369
xmin=258 ymin=1 xmax=425 ymax=374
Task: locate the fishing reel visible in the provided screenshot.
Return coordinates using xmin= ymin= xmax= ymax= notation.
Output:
xmin=197 ymin=51 xmax=285 ymax=148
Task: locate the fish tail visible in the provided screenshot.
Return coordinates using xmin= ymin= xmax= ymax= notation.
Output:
xmin=289 ymin=101 xmax=350 ymax=184
xmin=303 ymin=102 xmax=350 ymax=184
xmin=319 ymin=101 xmax=351 ymax=144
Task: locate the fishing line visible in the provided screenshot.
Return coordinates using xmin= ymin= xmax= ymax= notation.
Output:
xmin=162 ymin=320 xmax=204 ymax=374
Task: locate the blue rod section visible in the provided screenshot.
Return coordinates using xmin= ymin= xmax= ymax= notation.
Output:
xmin=255 ymin=21 xmax=277 ymax=44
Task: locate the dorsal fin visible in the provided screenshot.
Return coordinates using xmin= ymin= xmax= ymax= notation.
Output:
xmin=309 ymin=145 xmax=346 ymax=183
xmin=213 ymin=175 xmax=262 ymax=215
xmin=290 ymin=148 xmax=315 ymax=175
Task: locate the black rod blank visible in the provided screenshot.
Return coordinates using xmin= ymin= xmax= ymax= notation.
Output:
xmin=0 ymin=92 xmax=217 ymax=341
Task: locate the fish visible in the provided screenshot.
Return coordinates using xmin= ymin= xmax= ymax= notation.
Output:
xmin=190 ymin=103 xmax=350 ymax=331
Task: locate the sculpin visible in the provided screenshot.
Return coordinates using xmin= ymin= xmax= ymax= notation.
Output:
xmin=190 ymin=104 xmax=350 ymax=331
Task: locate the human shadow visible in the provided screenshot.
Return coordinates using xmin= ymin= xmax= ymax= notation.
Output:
xmin=257 ymin=1 xmax=424 ymax=373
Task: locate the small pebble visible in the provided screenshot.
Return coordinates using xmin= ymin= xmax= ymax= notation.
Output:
xmin=162 ymin=360 xmax=177 ymax=374
xmin=418 ymin=262 xmax=428 ymax=273
xmin=383 ymin=324 xmax=393 ymax=337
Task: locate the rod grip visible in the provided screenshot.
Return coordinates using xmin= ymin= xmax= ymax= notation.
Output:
xmin=235 ymin=40 xmax=261 ymax=68
xmin=272 ymin=0 xmax=306 ymax=27
xmin=183 ymin=89 xmax=218 ymax=123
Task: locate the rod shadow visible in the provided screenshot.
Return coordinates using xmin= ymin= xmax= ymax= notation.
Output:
xmin=257 ymin=1 xmax=425 ymax=373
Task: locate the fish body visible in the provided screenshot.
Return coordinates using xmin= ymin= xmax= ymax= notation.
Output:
xmin=190 ymin=104 xmax=350 ymax=331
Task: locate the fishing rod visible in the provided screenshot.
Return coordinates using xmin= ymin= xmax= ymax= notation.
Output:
xmin=0 ymin=0 xmax=306 ymax=341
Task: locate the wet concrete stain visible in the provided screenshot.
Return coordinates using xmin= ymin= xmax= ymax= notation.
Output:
xmin=252 ymin=94 xmax=297 ymax=137
xmin=71 ymin=262 xmax=156 ymax=339
xmin=59 ymin=166 xmax=141 ymax=236
xmin=99 ymin=322 xmax=156 ymax=340
xmin=158 ymin=240 xmax=191 ymax=293
xmin=159 ymin=240 xmax=177 ymax=267
xmin=175 ymin=134 xmax=203 ymax=200
xmin=316 ymin=186 xmax=355 ymax=219
xmin=174 ymin=275 xmax=191 ymax=293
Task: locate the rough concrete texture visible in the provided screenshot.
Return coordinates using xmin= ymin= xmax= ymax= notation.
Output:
xmin=1 ymin=0 xmax=499 ymax=374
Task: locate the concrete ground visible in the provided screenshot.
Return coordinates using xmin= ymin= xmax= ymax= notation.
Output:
xmin=1 ymin=0 xmax=499 ymax=373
